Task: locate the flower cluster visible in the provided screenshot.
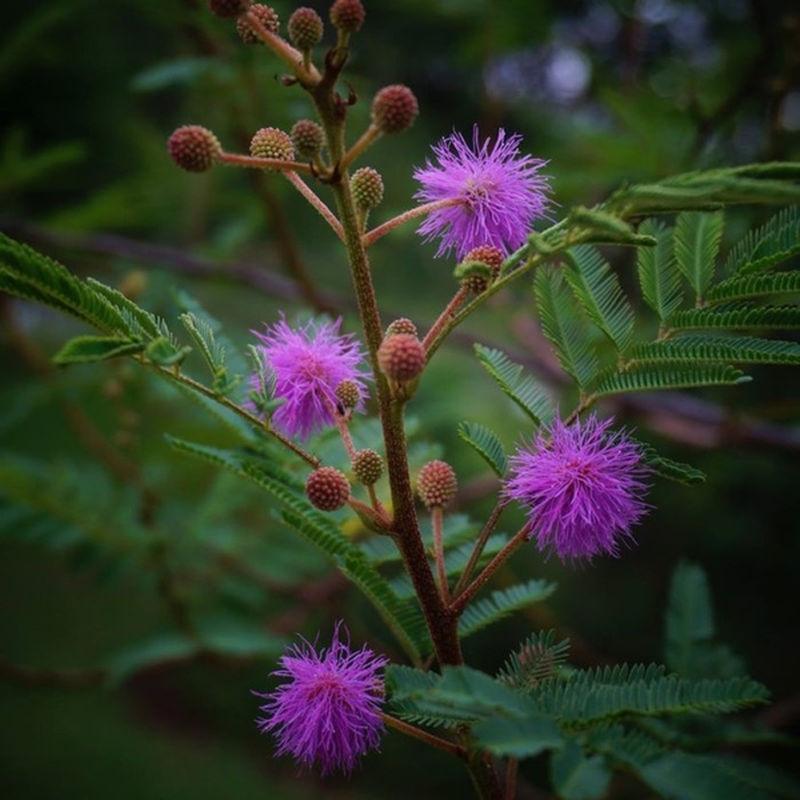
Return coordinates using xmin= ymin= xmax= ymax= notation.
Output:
xmin=250 ymin=316 xmax=369 ymax=440
xmin=504 ymin=415 xmax=650 ymax=562
xmin=414 ymin=126 xmax=551 ymax=259
xmin=254 ymin=623 xmax=388 ymax=776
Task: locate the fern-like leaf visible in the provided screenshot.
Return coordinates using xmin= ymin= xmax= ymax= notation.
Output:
xmin=724 ymin=206 xmax=800 ymax=276
xmin=636 ymin=219 xmax=683 ymax=320
xmin=459 ymin=579 xmax=556 ymax=640
xmin=674 ymin=211 xmax=724 ymax=299
xmin=591 ymin=364 xmax=749 ymax=398
xmin=670 ymin=303 xmax=800 ymax=331
xmin=706 ymin=271 xmax=800 ymax=304
xmin=458 ymin=421 xmax=507 ymax=476
xmin=52 ymin=335 xmax=146 ymax=364
xmin=564 ymin=245 xmax=634 ymax=352
xmin=632 ymin=336 xmax=800 ymax=366
xmin=636 ymin=442 xmax=706 ymax=485
xmin=534 ymin=267 xmax=601 ymax=388
xmin=497 ymin=630 xmax=571 ymax=690
xmin=474 ymin=344 xmax=555 ymax=426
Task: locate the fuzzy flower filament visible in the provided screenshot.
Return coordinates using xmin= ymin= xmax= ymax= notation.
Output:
xmin=413 ymin=126 xmax=551 ymax=259
xmin=254 ymin=623 xmax=388 ymax=776
xmin=250 ymin=316 xmax=369 ymax=440
xmin=503 ymin=415 xmax=650 ymax=562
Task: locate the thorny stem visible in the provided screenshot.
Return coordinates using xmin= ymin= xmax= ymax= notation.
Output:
xmin=283 ymin=171 xmax=345 ymax=240
xmin=453 ymin=501 xmax=506 ymax=597
xmin=219 ymin=152 xmax=315 ymax=174
xmin=362 ymin=198 xmax=460 ymax=248
xmin=432 ymin=507 xmax=451 ymax=603
xmin=422 ymin=287 xmax=470 ymax=353
xmin=451 ymin=524 xmax=532 ymax=616
xmin=382 ymin=714 xmax=466 ymax=759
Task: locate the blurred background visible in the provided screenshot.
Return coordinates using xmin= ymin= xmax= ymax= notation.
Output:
xmin=1 ymin=0 xmax=799 ymax=797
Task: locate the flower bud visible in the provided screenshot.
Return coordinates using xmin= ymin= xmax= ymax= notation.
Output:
xmin=335 ymin=379 xmax=362 ymax=412
xmin=168 ymin=125 xmax=222 ymax=172
xmin=291 ymin=119 xmax=324 ymax=160
xmin=288 ymin=7 xmax=324 ymax=50
xmin=250 ymin=127 xmax=295 ymax=162
xmin=417 ymin=460 xmax=457 ymax=510
xmin=378 ymin=334 xmax=425 ymax=382
xmin=371 ymin=85 xmax=419 ymax=135
xmin=236 ymin=4 xmax=279 ymax=42
xmin=351 ymin=167 xmax=384 ymax=210
xmin=459 ymin=245 xmax=504 ymax=294
xmin=306 ymin=467 xmax=350 ymax=511
xmin=385 ymin=318 xmax=418 ymax=338
xmin=352 ymin=449 xmax=383 ymax=486
xmin=329 ymin=0 xmax=365 ymax=34
xmin=209 ymin=0 xmax=250 ymax=19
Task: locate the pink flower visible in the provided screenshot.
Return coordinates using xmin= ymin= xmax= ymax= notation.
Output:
xmin=250 ymin=316 xmax=369 ymax=440
xmin=413 ymin=126 xmax=550 ymax=259
xmin=254 ymin=623 xmax=388 ymax=776
xmin=503 ymin=415 xmax=650 ymax=562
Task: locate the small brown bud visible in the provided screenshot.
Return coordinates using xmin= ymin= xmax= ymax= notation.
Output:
xmin=330 ymin=0 xmax=365 ymax=34
xmin=417 ymin=460 xmax=457 ymax=510
xmin=371 ymin=85 xmax=419 ymax=134
xmin=378 ymin=334 xmax=425 ymax=382
xmin=306 ymin=467 xmax=350 ymax=511
xmin=288 ymin=7 xmax=324 ymax=49
xmin=291 ymin=119 xmax=325 ymax=159
xmin=460 ymin=245 xmax=504 ymax=294
xmin=209 ymin=0 xmax=250 ymax=19
xmin=351 ymin=167 xmax=384 ymax=210
xmin=352 ymin=449 xmax=383 ymax=486
xmin=335 ymin=379 xmax=362 ymax=412
xmin=385 ymin=318 xmax=418 ymax=338
xmin=168 ymin=126 xmax=222 ymax=173
xmin=236 ymin=4 xmax=279 ymax=43
xmin=250 ymin=127 xmax=295 ymax=162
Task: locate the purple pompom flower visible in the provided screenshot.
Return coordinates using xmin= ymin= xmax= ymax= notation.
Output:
xmin=254 ymin=622 xmax=389 ymax=776
xmin=503 ymin=415 xmax=650 ymax=562
xmin=250 ymin=316 xmax=369 ymax=441
xmin=413 ymin=126 xmax=551 ymax=259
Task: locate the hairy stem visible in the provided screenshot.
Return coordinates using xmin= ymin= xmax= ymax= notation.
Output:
xmin=422 ymin=287 xmax=470 ymax=353
xmin=453 ymin=501 xmax=506 ymax=597
xmin=283 ymin=171 xmax=345 ymax=240
xmin=432 ymin=507 xmax=451 ymax=603
xmin=382 ymin=714 xmax=465 ymax=759
xmin=363 ymin=198 xmax=460 ymax=248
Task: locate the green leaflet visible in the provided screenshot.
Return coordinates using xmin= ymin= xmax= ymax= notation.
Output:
xmin=497 ymin=629 xmax=571 ymax=690
xmin=670 ymin=303 xmax=800 ymax=331
xmin=534 ymin=267 xmax=600 ymax=388
xmin=550 ymin=739 xmax=612 ymax=800
xmin=52 ymin=335 xmax=145 ymax=364
xmin=707 ymin=270 xmax=800 ymax=304
xmin=724 ymin=206 xmax=800 ymax=276
xmin=636 ymin=218 xmax=683 ymax=321
xmin=590 ymin=364 xmax=749 ymax=398
xmin=459 ymin=579 xmax=557 ymax=640
xmin=636 ymin=442 xmax=706 ymax=485
xmin=632 ymin=336 xmax=800 ymax=366
xmin=474 ymin=715 xmax=564 ymax=758
xmin=564 ymin=245 xmax=634 ymax=352
xmin=674 ymin=211 xmax=724 ymax=299
xmin=458 ymin=421 xmax=507 ymax=476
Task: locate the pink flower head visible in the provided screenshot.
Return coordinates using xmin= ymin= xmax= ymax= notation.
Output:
xmin=251 ymin=316 xmax=369 ymax=440
xmin=413 ymin=126 xmax=550 ymax=259
xmin=503 ymin=415 xmax=650 ymax=562
xmin=254 ymin=622 xmax=389 ymax=776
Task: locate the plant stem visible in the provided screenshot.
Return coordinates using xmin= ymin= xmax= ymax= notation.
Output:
xmin=341 ymin=123 xmax=382 ymax=171
xmin=283 ymin=171 xmax=345 ymax=240
xmin=242 ymin=11 xmax=320 ymax=85
xmin=422 ymin=287 xmax=470 ymax=352
xmin=382 ymin=714 xmax=465 ymax=759
xmin=451 ymin=524 xmax=532 ymax=616
xmin=219 ymin=152 xmax=314 ymax=174
xmin=453 ymin=501 xmax=506 ymax=597
xmin=432 ymin=507 xmax=451 ymax=603
xmin=505 ymin=758 xmax=519 ymax=800
xmin=362 ymin=198 xmax=460 ymax=248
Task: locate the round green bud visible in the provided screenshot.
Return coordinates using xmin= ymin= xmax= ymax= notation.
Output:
xmin=351 ymin=167 xmax=384 ymax=210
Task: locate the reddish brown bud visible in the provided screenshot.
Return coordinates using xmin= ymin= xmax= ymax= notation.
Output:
xmin=288 ymin=7 xmax=324 ymax=49
xmin=236 ymin=4 xmax=279 ymax=42
xmin=306 ymin=467 xmax=350 ymax=511
xmin=378 ymin=334 xmax=425 ymax=382
xmin=209 ymin=0 xmax=250 ymax=19
xmin=417 ymin=460 xmax=457 ymax=510
xmin=371 ymin=85 xmax=419 ymax=134
xmin=385 ymin=318 xmax=418 ymax=338
xmin=329 ymin=0 xmax=365 ymax=33
xmin=291 ymin=119 xmax=324 ymax=159
xmin=351 ymin=167 xmax=384 ymax=210
xmin=460 ymin=245 xmax=504 ymax=294
xmin=335 ymin=379 xmax=361 ymax=412
xmin=250 ymin=127 xmax=295 ymax=162
xmin=352 ymin=449 xmax=383 ymax=486
xmin=168 ymin=125 xmax=222 ymax=172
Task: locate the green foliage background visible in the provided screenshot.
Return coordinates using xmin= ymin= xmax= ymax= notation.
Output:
xmin=1 ymin=1 xmax=799 ymax=797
